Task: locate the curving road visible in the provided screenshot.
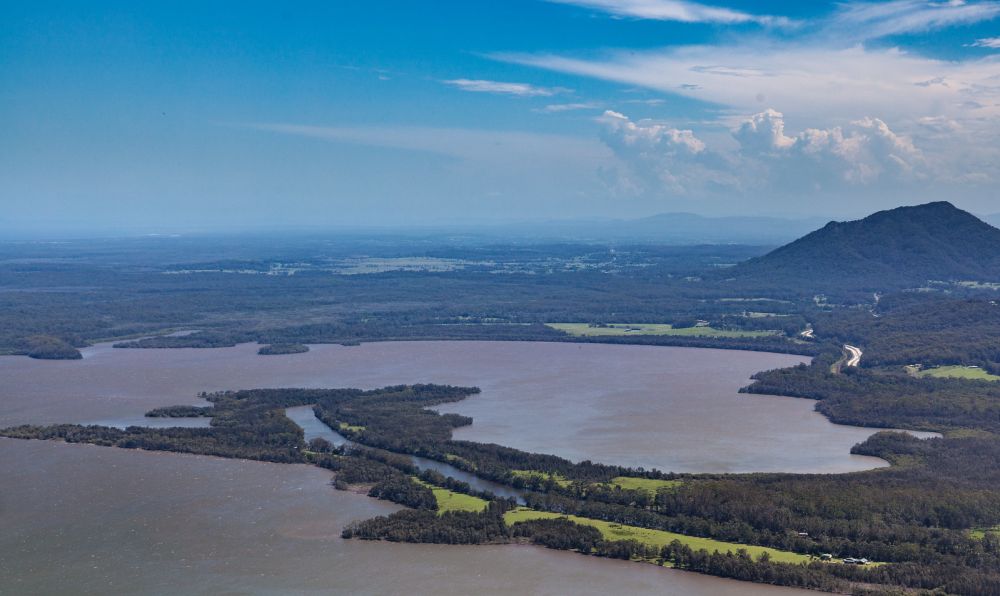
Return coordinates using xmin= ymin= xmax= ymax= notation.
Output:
xmin=844 ymin=344 xmax=863 ymax=367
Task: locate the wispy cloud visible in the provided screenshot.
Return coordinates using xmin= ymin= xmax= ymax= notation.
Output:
xmin=442 ymin=78 xmax=571 ymax=97
xmin=546 ymin=0 xmax=1000 ymax=37
xmin=624 ymin=98 xmax=669 ymax=104
xmin=536 ymin=102 xmax=603 ymax=112
xmin=499 ymin=44 xmax=1000 ymax=123
xmin=546 ymin=0 xmax=790 ymax=26
xmin=971 ymin=36 xmax=1000 ymax=48
xmin=494 ymin=0 xmax=1000 ymax=122
xmin=828 ymin=0 xmax=1000 ymax=40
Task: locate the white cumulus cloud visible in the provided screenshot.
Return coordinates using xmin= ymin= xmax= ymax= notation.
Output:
xmin=732 ymin=108 xmax=796 ymax=153
xmin=596 ymin=110 xmax=737 ymax=195
xmin=597 ymin=108 xmax=925 ymax=199
xmin=599 ymin=110 xmax=706 ymax=154
xmin=734 ymin=109 xmax=923 ymax=188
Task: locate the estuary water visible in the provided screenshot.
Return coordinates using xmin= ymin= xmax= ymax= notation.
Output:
xmin=0 ymin=438 xmax=815 ymax=596
xmin=0 ymin=340 xmax=930 ymax=472
xmin=0 ymin=340 xmax=931 ymax=594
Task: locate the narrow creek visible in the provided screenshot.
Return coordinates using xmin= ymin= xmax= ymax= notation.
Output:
xmin=284 ymin=405 xmax=525 ymax=501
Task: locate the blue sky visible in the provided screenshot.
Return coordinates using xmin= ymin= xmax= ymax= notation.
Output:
xmin=3 ymin=1 xmax=1000 ymax=232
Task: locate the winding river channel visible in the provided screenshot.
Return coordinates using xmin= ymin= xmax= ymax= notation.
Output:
xmin=0 ymin=340 xmax=934 ymax=594
xmin=284 ymin=405 xmax=523 ymax=501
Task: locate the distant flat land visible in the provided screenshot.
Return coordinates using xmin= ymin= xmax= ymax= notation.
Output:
xmin=916 ymin=366 xmax=1000 ymax=382
xmin=546 ymin=323 xmax=777 ymax=338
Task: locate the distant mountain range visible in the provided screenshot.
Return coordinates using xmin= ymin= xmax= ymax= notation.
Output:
xmin=9 ymin=205 xmax=999 ymax=250
xmin=489 ymin=213 xmax=828 ymax=245
xmin=732 ymin=202 xmax=1000 ymax=291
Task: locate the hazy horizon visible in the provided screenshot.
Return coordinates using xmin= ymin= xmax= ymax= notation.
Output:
xmin=6 ymin=201 xmax=1000 ymax=242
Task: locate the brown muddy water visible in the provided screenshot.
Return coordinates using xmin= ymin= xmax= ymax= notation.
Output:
xmin=0 ymin=340 xmax=931 ymax=594
xmin=0 ymin=439 xmax=815 ymax=596
xmin=0 ymin=340 xmax=932 ymax=472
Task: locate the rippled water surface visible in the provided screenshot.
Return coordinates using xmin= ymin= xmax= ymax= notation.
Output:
xmin=0 ymin=340 xmax=928 ymax=594
xmin=0 ymin=340 xmax=930 ymax=472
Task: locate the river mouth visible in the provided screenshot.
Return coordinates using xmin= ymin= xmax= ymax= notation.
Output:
xmin=1 ymin=340 xmax=933 ymax=474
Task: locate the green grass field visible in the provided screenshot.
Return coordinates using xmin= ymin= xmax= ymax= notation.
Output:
xmin=917 ymin=365 xmax=1000 ymax=382
xmin=339 ymin=422 xmax=366 ymax=433
xmin=970 ymin=525 xmax=1000 ymax=540
xmin=503 ymin=508 xmax=812 ymax=564
xmin=511 ymin=470 xmax=572 ymax=488
xmin=546 ymin=323 xmax=777 ymax=339
xmin=608 ymin=476 xmax=683 ymax=494
xmin=415 ymin=479 xmax=489 ymax=514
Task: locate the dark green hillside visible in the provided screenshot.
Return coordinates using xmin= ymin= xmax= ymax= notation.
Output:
xmin=731 ymin=202 xmax=1000 ymax=294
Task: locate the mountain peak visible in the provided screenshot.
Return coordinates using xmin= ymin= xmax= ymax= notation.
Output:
xmin=732 ymin=202 xmax=1000 ymax=295
xmin=866 ymin=201 xmax=967 ymax=220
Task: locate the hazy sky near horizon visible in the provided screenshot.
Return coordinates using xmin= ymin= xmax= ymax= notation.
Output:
xmin=3 ymin=0 xmax=1000 ymax=232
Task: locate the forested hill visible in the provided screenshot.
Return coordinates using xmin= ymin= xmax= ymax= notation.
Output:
xmin=730 ymin=202 xmax=1000 ymax=294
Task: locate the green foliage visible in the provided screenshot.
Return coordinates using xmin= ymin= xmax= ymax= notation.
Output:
xmin=369 ymin=475 xmax=437 ymax=510
xmin=744 ymin=360 xmax=1000 ymax=433
xmin=510 ymin=517 xmax=602 ymax=552
xmin=341 ymin=502 xmax=513 ymax=544
xmin=145 ymin=405 xmax=213 ymax=417
xmin=510 ymin=470 xmax=572 ymax=489
xmin=257 ymin=343 xmax=309 ymax=355
xmin=814 ymin=294 xmax=1000 ymax=373
xmin=23 ymin=335 xmax=82 ymax=360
